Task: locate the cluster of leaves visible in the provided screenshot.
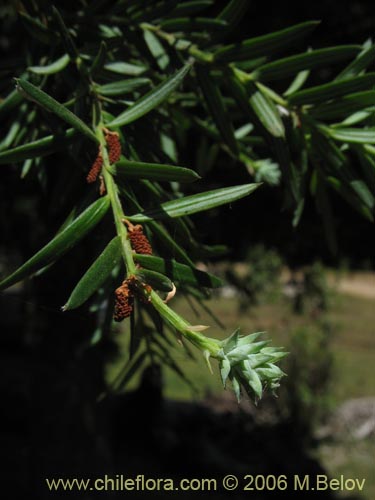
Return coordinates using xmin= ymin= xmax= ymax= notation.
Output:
xmin=0 ymin=0 xmax=374 ymax=401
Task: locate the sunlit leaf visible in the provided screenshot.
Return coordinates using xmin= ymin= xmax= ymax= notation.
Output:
xmin=96 ymin=78 xmax=150 ymax=96
xmin=128 ymin=183 xmax=261 ymax=221
xmin=326 ymin=126 xmax=375 ymax=144
xmin=114 ymin=157 xmax=200 ymax=183
xmin=28 ymin=54 xmax=70 ymax=75
xmin=108 ymin=63 xmax=192 ymax=127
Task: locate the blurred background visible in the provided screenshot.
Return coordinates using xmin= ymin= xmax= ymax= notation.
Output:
xmin=0 ymin=1 xmax=374 ymax=499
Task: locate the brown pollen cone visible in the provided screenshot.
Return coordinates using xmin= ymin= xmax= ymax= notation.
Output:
xmin=128 ymin=225 xmax=153 ymax=255
xmin=105 ymin=131 xmax=121 ymax=164
xmin=87 ymin=147 xmax=103 ymax=183
xmin=114 ymin=279 xmax=134 ymax=322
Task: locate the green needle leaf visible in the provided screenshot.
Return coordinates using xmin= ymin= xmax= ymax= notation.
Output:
xmin=127 ymin=183 xmax=261 ymax=222
xmin=288 ymin=74 xmax=375 ymax=106
xmin=247 ymin=81 xmax=285 ymax=138
xmin=28 ymin=54 xmax=71 ymax=75
xmin=0 ymin=196 xmax=110 ymax=291
xmin=15 ymin=79 xmax=98 ymax=143
xmin=63 ymin=236 xmax=122 ymax=311
xmin=133 ymin=254 xmax=223 ymax=288
xmin=335 ymin=42 xmax=375 ymax=81
xmin=0 ymin=129 xmax=76 ymax=164
xmin=311 ymin=91 xmax=375 ymax=120
xmin=326 ymin=126 xmax=375 ymax=144
xmin=254 ymin=46 xmax=361 ymax=82
xmin=96 ymin=78 xmax=150 ymax=96
xmin=214 ymin=21 xmax=319 ymax=63
xmin=107 ymin=63 xmax=192 ymax=127
xmin=135 ymin=268 xmax=174 ymax=292
xmin=104 ymin=61 xmax=147 ymax=76
xmin=114 ymin=158 xmax=200 ymax=183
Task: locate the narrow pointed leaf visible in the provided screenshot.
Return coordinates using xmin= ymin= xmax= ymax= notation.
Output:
xmin=0 ymin=196 xmax=110 ymax=291
xmin=28 ymin=54 xmax=70 ymax=75
xmin=96 ymin=78 xmax=150 ymax=96
xmin=326 ymin=126 xmax=375 ymax=144
xmin=196 ymin=66 xmax=238 ymax=154
xmin=220 ymin=358 xmax=231 ymax=387
xmin=214 ymin=21 xmax=319 ymax=63
xmin=336 ymin=42 xmax=375 ymax=81
xmin=144 ymin=30 xmax=169 ymax=70
xmin=311 ymin=91 xmax=375 ymax=120
xmin=15 ymin=79 xmax=98 ymax=143
xmin=133 ymin=254 xmax=223 ymax=288
xmin=288 ymin=74 xmax=375 ymax=106
xmin=245 ymin=368 xmax=263 ymax=398
xmin=63 ymin=236 xmax=122 ymax=311
xmin=104 ymin=61 xmax=146 ymax=76
xmin=136 ymin=268 xmax=174 ymax=292
xmin=254 ymin=46 xmax=361 ymax=82
xmin=247 ymin=81 xmax=285 ymax=138
xmin=0 ymin=129 xmax=75 ymax=164
xmin=284 ymin=69 xmax=310 ymax=96
xmin=108 ymin=63 xmax=192 ymax=127
xmin=128 ymin=183 xmax=261 ymax=222
xmin=114 ymin=157 xmax=200 ymax=182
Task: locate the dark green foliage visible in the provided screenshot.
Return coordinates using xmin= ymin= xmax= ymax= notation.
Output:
xmin=0 ymin=1 xmax=373 ymax=401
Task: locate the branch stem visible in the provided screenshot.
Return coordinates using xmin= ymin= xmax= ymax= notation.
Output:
xmin=95 ymin=125 xmax=136 ymax=275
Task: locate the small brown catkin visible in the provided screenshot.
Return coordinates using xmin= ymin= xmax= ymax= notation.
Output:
xmin=114 ymin=280 xmax=134 ymax=322
xmin=128 ymin=225 xmax=153 ymax=255
xmin=105 ymin=131 xmax=121 ymax=165
xmin=87 ymin=147 xmax=103 ymax=183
